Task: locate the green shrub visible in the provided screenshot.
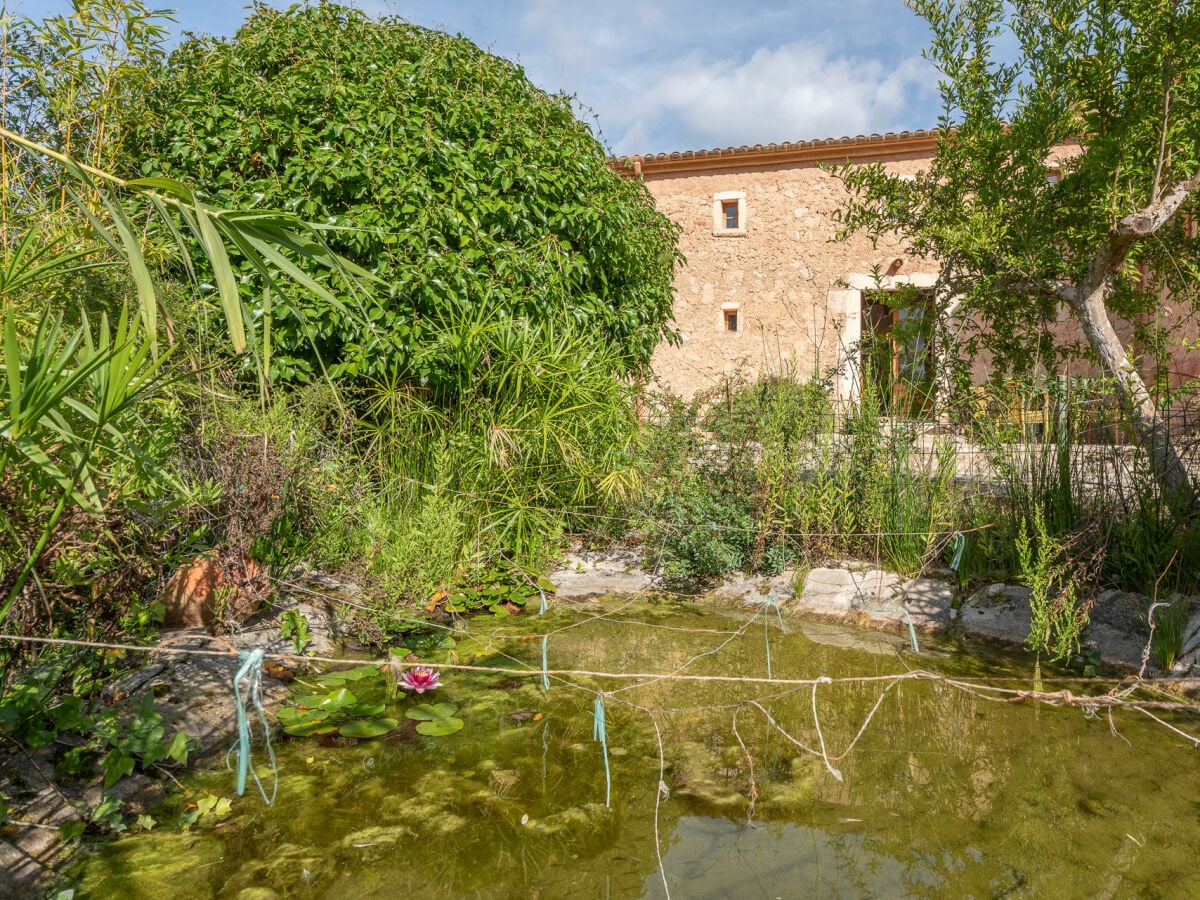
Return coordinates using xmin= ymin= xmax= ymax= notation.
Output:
xmin=128 ymin=1 xmax=681 ymax=387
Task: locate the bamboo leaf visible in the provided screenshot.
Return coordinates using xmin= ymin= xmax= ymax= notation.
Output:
xmin=193 ymin=202 xmax=247 ymax=353
xmin=124 ymin=176 xmax=194 ymax=202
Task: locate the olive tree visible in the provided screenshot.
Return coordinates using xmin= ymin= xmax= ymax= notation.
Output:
xmin=836 ymin=0 xmax=1199 ymax=505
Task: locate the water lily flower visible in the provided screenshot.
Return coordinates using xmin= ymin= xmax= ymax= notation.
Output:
xmin=400 ymin=666 xmax=440 ymax=693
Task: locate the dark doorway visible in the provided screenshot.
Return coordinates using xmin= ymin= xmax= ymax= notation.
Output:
xmin=861 ymin=290 xmax=934 ymax=416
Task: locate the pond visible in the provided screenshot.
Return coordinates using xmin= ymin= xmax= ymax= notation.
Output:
xmin=67 ymin=598 xmax=1200 ymax=899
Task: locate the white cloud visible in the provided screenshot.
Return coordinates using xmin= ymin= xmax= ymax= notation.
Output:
xmin=620 ymin=39 xmax=938 ymax=154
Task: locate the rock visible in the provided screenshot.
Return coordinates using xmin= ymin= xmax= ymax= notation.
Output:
xmin=340 ymin=824 xmax=415 ymax=850
xmin=523 ymin=803 xmax=615 ymax=841
xmin=709 ymin=570 xmax=796 ymax=605
xmin=800 ymin=621 xmax=908 ymax=655
xmin=959 ymin=583 xmax=1032 ymax=645
xmin=218 ymin=842 xmax=327 ymax=897
xmin=796 ymin=567 xmax=859 ymax=616
xmin=864 ymin=578 xmax=955 ymax=633
xmin=797 ymin=567 xmax=955 ymax=634
xmin=549 ymin=548 xmax=654 ymax=599
xmin=1175 ymin=608 xmax=1200 ymax=675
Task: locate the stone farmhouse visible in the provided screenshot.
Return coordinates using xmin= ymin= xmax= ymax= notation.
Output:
xmin=622 ymin=130 xmax=1197 ymax=421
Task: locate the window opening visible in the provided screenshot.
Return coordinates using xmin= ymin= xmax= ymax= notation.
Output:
xmin=712 ymin=191 xmax=746 ymax=235
xmin=861 ymin=289 xmax=934 ymax=416
xmin=722 ymin=200 xmax=738 ymax=230
xmin=723 ymin=309 xmax=739 ymax=332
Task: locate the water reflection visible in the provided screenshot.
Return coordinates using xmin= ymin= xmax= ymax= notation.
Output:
xmin=70 ymin=600 xmax=1200 ymax=899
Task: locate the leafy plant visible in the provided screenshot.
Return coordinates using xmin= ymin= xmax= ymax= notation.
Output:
xmin=406 ymin=702 xmax=464 ymax=737
xmin=1016 ymin=507 xmax=1090 ymax=663
xmin=276 ymin=665 xmax=398 ymax=738
xmin=125 ymin=1 xmax=682 ymax=387
xmin=279 ymin=610 xmax=312 ymax=654
xmin=93 ymin=695 xmax=196 ymax=789
xmin=177 ymin=793 xmax=232 ymax=831
xmin=1150 ymin=598 xmax=1192 ymax=672
xmin=444 ymin=562 xmax=555 ymax=617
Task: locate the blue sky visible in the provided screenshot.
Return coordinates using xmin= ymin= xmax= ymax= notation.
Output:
xmin=12 ymin=1 xmax=944 ymax=155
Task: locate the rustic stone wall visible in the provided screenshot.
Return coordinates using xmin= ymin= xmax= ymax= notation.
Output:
xmin=641 ymin=149 xmax=939 ymax=399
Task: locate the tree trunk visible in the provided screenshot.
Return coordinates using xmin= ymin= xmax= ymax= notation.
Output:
xmin=1068 ymin=286 xmax=1194 ymax=510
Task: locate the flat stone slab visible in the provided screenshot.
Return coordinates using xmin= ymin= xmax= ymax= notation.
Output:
xmin=795 ymin=567 xmax=858 ymax=614
xmin=708 ymin=571 xmax=796 ymax=605
xmin=796 ymin=568 xmax=954 ymax=633
xmin=959 ymin=583 xmax=1033 ymax=645
xmin=550 ymin=548 xmax=655 ymax=599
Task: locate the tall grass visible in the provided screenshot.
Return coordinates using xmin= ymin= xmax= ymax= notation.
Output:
xmin=638 ymin=371 xmax=967 ymax=586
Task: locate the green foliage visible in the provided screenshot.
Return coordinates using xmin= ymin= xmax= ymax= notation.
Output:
xmin=347 ymin=314 xmax=642 ymax=604
xmin=835 ymin=0 xmax=1200 ymax=501
xmin=277 ymin=665 xmax=397 ymax=738
xmin=647 ymin=476 xmax=756 ymax=588
xmin=176 ymin=793 xmax=232 ymax=831
xmin=444 ymin=562 xmax=554 ymax=617
xmin=4 ymin=0 xmax=169 ymax=176
xmin=0 ymin=303 xmax=177 ymax=623
xmin=0 ymin=652 xmax=196 ymax=836
xmin=639 ymin=372 xmax=966 ymax=585
xmin=1016 ymin=506 xmax=1089 ymax=663
xmin=406 ymin=702 xmax=464 ymax=737
xmin=1150 ymin=597 xmax=1192 ymax=672
xmin=127 ymin=1 xmax=682 ymax=387
xmin=279 ymin=610 xmax=312 ymax=655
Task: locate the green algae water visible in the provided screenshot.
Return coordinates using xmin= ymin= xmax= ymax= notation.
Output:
xmin=69 ymin=599 xmax=1200 ymax=899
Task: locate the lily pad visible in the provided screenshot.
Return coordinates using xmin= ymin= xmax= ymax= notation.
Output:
xmin=317 ymin=665 xmax=380 ymax=687
xmin=406 ymin=703 xmax=458 ymax=721
xmin=283 ymin=720 xmax=339 ymax=737
xmin=277 ymin=707 xmax=330 ymax=727
xmin=338 ymin=718 xmax=399 ymax=738
xmin=415 ymin=717 xmax=464 ymax=736
xmin=345 ymin=702 xmax=386 ymax=718
xmin=294 ymin=687 xmax=357 ymax=711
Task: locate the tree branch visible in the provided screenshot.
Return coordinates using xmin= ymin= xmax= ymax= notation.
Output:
xmin=994 ymin=277 xmax=1080 ymax=304
xmin=1080 ymin=167 xmax=1200 ymax=302
xmin=1115 ymin=168 xmax=1199 ymax=238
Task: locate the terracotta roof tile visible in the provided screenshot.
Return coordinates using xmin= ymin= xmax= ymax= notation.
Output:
xmin=622 ymin=129 xmax=940 ymax=171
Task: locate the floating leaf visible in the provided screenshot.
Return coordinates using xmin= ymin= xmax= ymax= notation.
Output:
xmin=313 ymin=688 xmax=358 ymax=710
xmin=415 ymin=717 xmax=464 ymax=736
xmin=277 ymin=707 xmax=330 ymax=726
xmin=283 ymin=720 xmax=339 ymax=737
xmin=338 ymin=717 xmax=398 ymax=738
xmin=406 ymin=702 xmax=457 ymax=721
xmin=317 ymin=665 xmax=380 ymax=686
xmin=344 ymin=702 xmax=386 ymax=718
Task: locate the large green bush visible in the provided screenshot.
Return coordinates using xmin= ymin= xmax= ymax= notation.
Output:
xmin=128 ymin=1 xmax=681 ymax=388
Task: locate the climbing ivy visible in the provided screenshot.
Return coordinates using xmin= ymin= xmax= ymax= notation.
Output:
xmin=127 ymin=1 xmax=681 ymax=389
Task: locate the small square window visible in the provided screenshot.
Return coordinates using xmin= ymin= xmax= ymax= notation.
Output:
xmin=722 ymin=200 xmax=738 ymax=230
xmin=723 ymin=309 xmax=738 ymax=332
xmin=712 ymin=191 xmax=746 ymax=236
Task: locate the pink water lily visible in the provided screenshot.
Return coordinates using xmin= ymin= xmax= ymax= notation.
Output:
xmin=400 ymin=666 xmax=441 ymax=693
